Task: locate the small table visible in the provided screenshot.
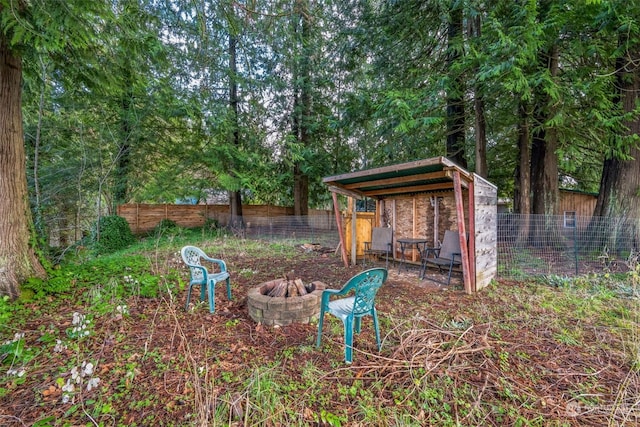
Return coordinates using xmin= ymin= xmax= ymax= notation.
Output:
xmin=397 ymin=238 xmax=430 ymax=272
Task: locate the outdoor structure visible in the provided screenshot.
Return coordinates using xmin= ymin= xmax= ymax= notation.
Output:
xmin=497 ymin=189 xmax=598 ymax=231
xmin=558 ymin=189 xmax=598 ymax=231
xmin=323 ymin=157 xmax=498 ymax=294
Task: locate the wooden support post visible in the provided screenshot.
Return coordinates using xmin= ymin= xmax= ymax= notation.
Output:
xmin=332 ymin=192 xmax=349 ymax=267
xmin=412 ymin=197 xmax=418 ymax=261
xmin=453 ymin=171 xmax=472 ymax=294
xmin=351 ymin=198 xmax=357 ymax=265
xmin=432 ymin=196 xmax=440 ymax=247
xmin=468 ymin=180 xmax=477 ymax=292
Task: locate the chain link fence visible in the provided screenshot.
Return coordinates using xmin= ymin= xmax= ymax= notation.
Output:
xmin=498 ymin=213 xmax=639 ymax=278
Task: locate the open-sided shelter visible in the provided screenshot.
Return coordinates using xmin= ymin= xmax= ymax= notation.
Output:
xmin=323 ymin=157 xmax=498 ymax=293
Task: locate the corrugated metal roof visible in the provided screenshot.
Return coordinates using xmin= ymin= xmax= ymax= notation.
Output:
xmin=323 ymin=157 xmax=474 ymax=199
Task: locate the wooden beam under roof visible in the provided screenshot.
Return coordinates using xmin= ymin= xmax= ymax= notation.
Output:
xmin=362 ymin=181 xmax=456 ymax=197
xmin=341 ymin=171 xmax=449 ymax=190
xmin=326 ymin=185 xmax=363 ymax=199
xmin=444 ymin=167 xmax=473 ymax=183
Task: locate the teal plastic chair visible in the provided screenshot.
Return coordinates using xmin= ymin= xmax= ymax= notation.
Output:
xmin=316 ymin=268 xmax=388 ymax=363
xmin=181 ymin=246 xmax=231 ymax=313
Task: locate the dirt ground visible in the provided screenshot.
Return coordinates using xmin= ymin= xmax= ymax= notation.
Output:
xmin=1 ymin=245 xmax=638 ymax=426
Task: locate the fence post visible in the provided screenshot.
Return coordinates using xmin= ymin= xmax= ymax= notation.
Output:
xmin=573 ymin=224 xmax=578 ymax=275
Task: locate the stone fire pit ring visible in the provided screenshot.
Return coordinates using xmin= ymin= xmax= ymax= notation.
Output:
xmin=248 ymin=279 xmax=326 ymax=326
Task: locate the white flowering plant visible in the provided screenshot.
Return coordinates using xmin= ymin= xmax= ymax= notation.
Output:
xmin=59 ymin=360 xmax=101 ymax=404
xmin=66 ymin=312 xmax=91 ymax=339
xmin=1 ymin=332 xmax=35 ymax=381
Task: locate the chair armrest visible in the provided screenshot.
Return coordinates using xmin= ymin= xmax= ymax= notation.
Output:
xmin=201 ymin=255 xmax=227 ymax=272
xmin=320 ymin=288 xmax=349 ymax=306
xmin=423 ymin=248 xmax=440 ymax=259
xmin=186 ymin=264 xmax=208 ymax=279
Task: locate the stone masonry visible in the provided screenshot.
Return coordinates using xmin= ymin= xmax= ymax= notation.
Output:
xmin=248 ymin=279 xmax=327 ymax=326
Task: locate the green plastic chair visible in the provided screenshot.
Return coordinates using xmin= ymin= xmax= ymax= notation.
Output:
xmin=316 ymin=268 xmax=388 ymax=363
xmin=181 ymin=246 xmax=231 ymax=313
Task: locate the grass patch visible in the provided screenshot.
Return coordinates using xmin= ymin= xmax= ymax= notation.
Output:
xmin=0 ymin=232 xmax=638 ymax=426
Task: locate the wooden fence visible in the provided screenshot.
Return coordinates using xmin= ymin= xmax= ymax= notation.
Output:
xmin=117 ymin=203 xmax=335 ymax=234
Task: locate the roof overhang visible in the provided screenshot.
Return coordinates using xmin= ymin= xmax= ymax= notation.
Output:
xmin=323 ymin=157 xmax=474 ymax=200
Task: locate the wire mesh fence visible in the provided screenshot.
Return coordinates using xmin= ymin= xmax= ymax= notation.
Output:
xmin=224 ymin=214 xmax=341 ymax=249
xmin=231 ymin=213 xmax=639 ymax=279
xmin=497 ymin=213 xmax=639 ymax=278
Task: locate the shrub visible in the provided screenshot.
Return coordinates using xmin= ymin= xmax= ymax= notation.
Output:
xmin=153 ymin=219 xmax=179 ymax=236
xmin=204 ymin=218 xmax=219 ymax=230
xmin=90 ymin=215 xmax=135 ymax=255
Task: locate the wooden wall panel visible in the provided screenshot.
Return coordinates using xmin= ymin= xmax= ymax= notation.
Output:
xmin=473 ymin=174 xmax=498 ymax=291
xmin=343 ymin=212 xmax=377 ymax=258
xmin=558 ymin=191 xmax=597 ymax=222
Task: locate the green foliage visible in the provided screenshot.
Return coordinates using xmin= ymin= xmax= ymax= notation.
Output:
xmin=90 ymin=215 xmax=136 ymax=255
xmin=318 ymin=409 xmax=346 ymax=427
xmin=123 ymin=272 xmax=161 ymax=298
xmin=0 ymin=296 xmax=12 ymax=325
xmin=203 ymin=218 xmax=219 ymax=231
xmin=22 ymin=251 xmax=169 ymax=300
xmin=153 ymin=219 xmax=179 ymax=235
xmin=23 ymin=273 xmax=73 ymax=297
xmin=0 ymin=334 xmax=36 ymax=371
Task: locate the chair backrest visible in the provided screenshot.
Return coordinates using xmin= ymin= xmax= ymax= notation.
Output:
xmin=342 ymin=268 xmax=388 ymax=316
xmin=370 ymin=227 xmax=393 ymax=252
xmin=181 ymin=246 xmax=207 ymax=282
xmin=438 ymin=230 xmax=461 ymax=260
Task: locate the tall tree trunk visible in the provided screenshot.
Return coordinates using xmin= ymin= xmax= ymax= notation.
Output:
xmin=530 ymin=44 xmax=559 ymax=217
xmin=514 ymin=102 xmax=532 ymax=216
xmin=470 ymin=14 xmax=487 ymax=178
xmin=33 ymin=57 xmax=46 ymax=238
xmin=228 ymin=32 xmax=244 ymax=230
xmin=0 ymin=34 xmax=46 ymax=299
xmin=293 ymin=0 xmax=310 ymax=220
xmin=514 ymin=101 xmax=532 ymax=244
xmin=445 ymin=1 xmax=466 ymax=168
xmin=592 ymin=32 xmax=640 ymax=250
xmin=528 ymin=31 xmax=560 ymax=247
xmin=474 ymin=94 xmax=487 ymax=178
xmin=115 ymin=64 xmax=132 ymax=207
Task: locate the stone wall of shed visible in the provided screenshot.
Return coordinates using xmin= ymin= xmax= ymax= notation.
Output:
xmin=385 ymin=192 xmax=469 ymax=262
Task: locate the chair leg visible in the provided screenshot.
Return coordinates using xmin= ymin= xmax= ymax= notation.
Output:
xmin=200 ymin=283 xmax=206 ymax=303
xmin=225 ymin=278 xmax=232 ymax=300
xmin=344 ymin=317 xmax=354 ymax=364
xmin=316 ymin=308 xmax=326 ymax=348
xmin=354 ymin=316 xmax=362 ymax=334
xmin=372 ymin=308 xmax=381 ymax=351
xmin=208 ymin=280 xmax=216 ymax=313
xmin=446 ymin=260 xmax=454 ymax=286
xmin=419 ymin=257 xmax=427 ymax=279
xmin=185 ymin=285 xmax=194 ymax=311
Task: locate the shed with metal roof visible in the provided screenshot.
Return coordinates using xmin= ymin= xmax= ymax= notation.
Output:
xmin=323 ymin=157 xmax=498 ymax=293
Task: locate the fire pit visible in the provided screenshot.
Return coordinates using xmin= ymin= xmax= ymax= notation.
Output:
xmin=248 ymin=274 xmax=326 ymax=326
